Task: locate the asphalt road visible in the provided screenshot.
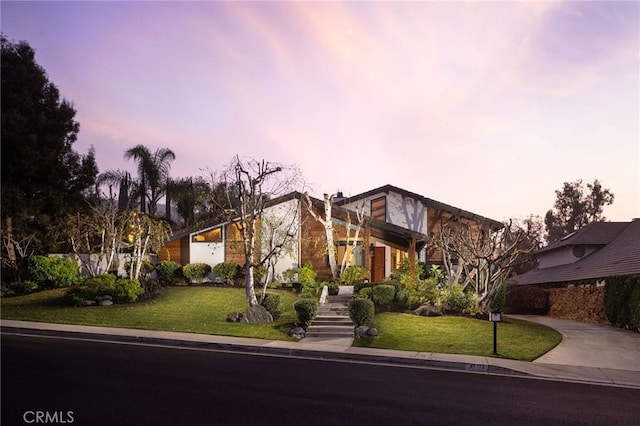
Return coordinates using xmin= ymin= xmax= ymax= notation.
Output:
xmin=2 ymin=334 xmax=639 ymax=426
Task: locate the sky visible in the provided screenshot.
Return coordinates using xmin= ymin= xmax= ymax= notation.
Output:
xmin=2 ymin=0 xmax=639 ymax=223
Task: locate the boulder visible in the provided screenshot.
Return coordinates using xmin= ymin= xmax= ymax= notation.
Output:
xmin=414 ymin=304 xmax=443 ymax=317
xmin=242 ymin=305 xmax=273 ymax=323
xmin=366 ymin=327 xmax=379 ymax=337
xmin=289 ymin=326 xmax=306 ymax=339
xmin=99 ymin=300 xmax=113 ymax=306
xmin=81 ymin=300 xmax=97 ymax=307
xmin=226 ymin=312 xmax=243 ymax=322
xmin=355 ymin=325 xmax=369 ymax=337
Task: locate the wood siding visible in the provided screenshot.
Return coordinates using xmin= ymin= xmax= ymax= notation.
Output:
xmin=158 ymin=237 xmax=189 ymax=265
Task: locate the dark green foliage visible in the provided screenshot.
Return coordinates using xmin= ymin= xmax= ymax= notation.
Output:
xmin=629 ymin=285 xmax=640 ymax=331
xmin=259 ymin=292 xmax=282 ymax=318
xmin=327 ymin=282 xmax=340 ymax=295
xmin=348 ymin=298 xmax=375 ymax=327
xmin=394 ymin=287 xmax=409 ymax=308
xmin=212 ymin=262 xmax=240 ymax=286
xmin=354 ymin=287 xmax=373 ymax=300
xmin=0 ymin=280 xmax=39 ymax=297
xmin=371 ymin=285 xmax=395 ymax=308
xmin=124 ymin=260 xmax=155 ymax=280
xmin=339 ymin=266 xmax=368 ymax=285
xmin=155 ymin=260 xmax=182 ymax=285
xmin=64 ymin=274 xmax=143 ymax=305
xmin=605 ymin=275 xmax=639 ymax=330
xmin=300 ymin=282 xmax=322 ymax=298
xmin=1 ymin=36 xmax=98 ymax=252
xmin=294 ymin=299 xmax=318 ymax=328
xmin=504 ymin=285 xmax=549 ymax=314
xmin=353 ymin=282 xmax=375 ymax=293
xmin=182 ymin=263 xmax=212 ymax=284
xmin=436 ymin=284 xmax=473 ymax=314
xmin=27 ymin=255 xmax=78 ymax=287
xmin=490 ymin=283 xmax=507 ymax=312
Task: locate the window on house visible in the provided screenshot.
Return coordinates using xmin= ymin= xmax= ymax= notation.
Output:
xmin=336 ymin=241 xmax=365 ymax=267
xmin=390 ymin=248 xmax=406 ymax=273
xmin=192 ymin=228 xmax=222 ymax=243
xmin=371 ymin=196 xmax=386 ymax=222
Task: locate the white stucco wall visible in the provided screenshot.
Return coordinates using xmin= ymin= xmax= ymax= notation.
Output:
xmin=260 ymin=199 xmax=301 ymax=280
xmin=189 ymin=240 xmax=225 ymax=267
xmin=538 ymin=245 xmax=598 ymax=269
xmin=341 ymin=190 xmax=428 ymax=233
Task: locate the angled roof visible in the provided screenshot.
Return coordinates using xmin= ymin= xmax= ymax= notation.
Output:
xmin=165 ymin=191 xmax=428 ymax=248
xmin=514 ymin=220 xmax=640 ymax=285
xmin=536 ymin=221 xmax=629 ymax=254
xmin=335 ymin=184 xmax=503 ymax=230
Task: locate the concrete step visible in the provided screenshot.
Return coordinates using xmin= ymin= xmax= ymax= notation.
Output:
xmin=305 ymin=327 xmax=354 ymax=338
xmin=312 ymin=318 xmax=353 ymax=326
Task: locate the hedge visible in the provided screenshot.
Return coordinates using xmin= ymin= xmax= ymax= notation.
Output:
xmin=294 ymin=299 xmax=318 ymax=328
xmin=348 ymin=298 xmax=375 ymax=327
xmin=605 ymin=275 xmax=640 ymax=331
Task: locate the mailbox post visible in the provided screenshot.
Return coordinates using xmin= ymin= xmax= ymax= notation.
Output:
xmin=489 ymin=311 xmax=501 ymax=355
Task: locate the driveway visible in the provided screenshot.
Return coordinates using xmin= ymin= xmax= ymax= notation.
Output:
xmin=509 ymin=315 xmax=640 ymax=371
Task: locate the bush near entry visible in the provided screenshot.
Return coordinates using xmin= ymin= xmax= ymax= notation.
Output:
xmin=348 ymin=298 xmax=375 ymax=327
xmin=294 ymin=299 xmax=318 ymax=328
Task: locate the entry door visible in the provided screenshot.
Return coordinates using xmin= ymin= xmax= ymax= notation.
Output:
xmin=372 ymin=246 xmax=385 ymax=282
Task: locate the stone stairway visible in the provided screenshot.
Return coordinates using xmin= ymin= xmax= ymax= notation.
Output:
xmin=304 ymin=291 xmax=354 ymax=339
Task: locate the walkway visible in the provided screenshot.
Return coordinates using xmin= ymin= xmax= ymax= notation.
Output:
xmin=509 ymin=315 xmax=640 ymax=372
xmin=298 ymin=285 xmax=354 ymax=349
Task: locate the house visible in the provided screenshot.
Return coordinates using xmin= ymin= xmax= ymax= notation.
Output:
xmin=336 ymin=184 xmax=502 ymax=280
xmin=158 ymin=185 xmax=501 ymax=282
xmin=512 ymin=220 xmax=640 ymax=287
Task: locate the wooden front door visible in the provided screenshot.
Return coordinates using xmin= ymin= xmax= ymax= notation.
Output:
xmin=372 ymin=246 xmax=385 ymax=282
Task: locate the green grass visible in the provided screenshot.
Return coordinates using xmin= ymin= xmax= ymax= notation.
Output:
xmin=0 ymin=286 xmax=301 ymax=340
xmin=353 ymin=312 xmax=562 ymax=361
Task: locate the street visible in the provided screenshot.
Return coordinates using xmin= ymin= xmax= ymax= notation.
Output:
xmin=2 ymin=334 xmax=639 ymax=425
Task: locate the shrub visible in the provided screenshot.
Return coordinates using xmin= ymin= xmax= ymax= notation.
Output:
xmin=348 ymin=298 xmax=375 ymax=327
xmin=394 ymin=287 xmax=409 ymax=308
xmin=490 ymin=283 xmax=507 ymax=312
xmin=1 ymin=280 xmax=39 ymax=297
xmin=212 ymin=262 xmax=240 ymax=286
xmin=505 ymin=285 xmax=549 ymax=314
xmin=294 ymin=299 xmax=318 ymax=328
xmin=436 ymin=284 xmax=473 ymax=313
xmin=629 ymin=285 xmax=640 ymax=332
xmin=259 ymin=292 xmax=282 ymax=318
xmin=64 ymin=275 xmax=144 ymax=305
xmin=327 ymin=282 xmax=340 ymax=296
xmin=301 ymin=282 xmax=322 ymax=299
xmin=353 ymin=282 xmax=375 ymax=294
xmin=339 ymin=266 xmax=368 ymax=285
xmin=604 ymin=276 xmax=633 ymax=326
xmin=354 ymin=287 xmax=373 ymax=300
xmin=371 ymin=285 xmax=395 ymax=308
xmin=297 ymin=262 xmax=316 ymax=286
xmin=124 ymin=260 xmax=155 ymax=279
xmin=27 ymin=255 xmax=78 ymax=287
xmin=182 ymin=263 xmax=212 ymax=284
xmin=156 ymin=261 xmax=183 ymax=285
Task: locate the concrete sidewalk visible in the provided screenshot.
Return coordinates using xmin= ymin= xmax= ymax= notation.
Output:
xmin=2 ymin=319 xmax=640 ymax=389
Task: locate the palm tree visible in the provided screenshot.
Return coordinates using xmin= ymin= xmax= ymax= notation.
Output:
xmin=96 ymin=169 xmax=137 ymax=211
xmin=124 ymin=145 xmax=176 ymax=216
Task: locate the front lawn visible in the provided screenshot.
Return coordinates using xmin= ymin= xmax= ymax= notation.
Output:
xmin=353 ymin=312 xmax=562 ymax=361
xmin=0 ymin=286 xmax=301 ymax=340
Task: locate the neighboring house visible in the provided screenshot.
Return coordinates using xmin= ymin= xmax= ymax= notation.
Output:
xmin=512 ymin=220 xmax=640 ymax=287
xmin=158 ymin=185 xmax=501 ymax=282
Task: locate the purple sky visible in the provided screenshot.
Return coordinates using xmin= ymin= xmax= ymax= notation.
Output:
xmin=2 ymin=1 xmax=638 ymax=222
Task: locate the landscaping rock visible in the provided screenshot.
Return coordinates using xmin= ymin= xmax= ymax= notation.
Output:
xmin=98 ymin=300 xmax=113 ymax=306
xmin=226 ymin=312 xmax=243 ymax=322
xmin=355 ymin=325 xmax=369 ymax=337
xmin=242 ymin=305 xmax=273 ymax=323
xmin=366 ymin=327 xmax=379 ymax=337
xmin=289 ymin=326 xmax=305 ymax=339
xmin=414 ymin=304 xmax=443 ymax=317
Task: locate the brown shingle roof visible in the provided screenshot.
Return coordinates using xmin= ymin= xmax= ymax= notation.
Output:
xmin=536 ymin=222 xmax=629 ymax=254
xmin=514 ymin=220 xmax=640 ymax=285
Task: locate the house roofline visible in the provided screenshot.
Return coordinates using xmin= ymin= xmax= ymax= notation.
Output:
xmin=335 ymin=184 xmax=503 ymax=229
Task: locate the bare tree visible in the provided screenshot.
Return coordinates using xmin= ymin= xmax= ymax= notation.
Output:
xmin=126 ymin=211 xmax=172 ymax=280
xmin=434 ymin=219 xmax=537 ymax=311
xmin=1 ymin=217 xmax=38 ymax=282
xmin=214 ymin=155 xmax=304 ymax=307
xmin=304 ymin=193 xmax=366 ymax=279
